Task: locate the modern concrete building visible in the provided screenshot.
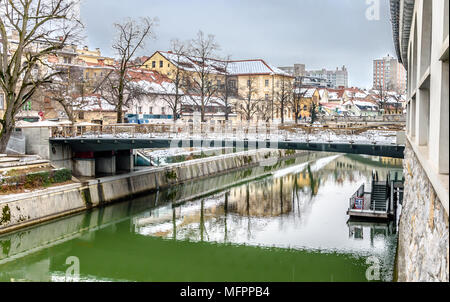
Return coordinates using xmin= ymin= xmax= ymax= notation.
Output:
xmin=390 ymin=0 xmax=448 ymax=282
xmin=307 ymin=66 xmax=348 ymax=88
xmin=278 ymin=64 xmax=306 ymax=77
xmin=373 ymin=54 xmax=407 ymax=93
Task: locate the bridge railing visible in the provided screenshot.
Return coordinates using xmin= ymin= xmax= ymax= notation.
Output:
xmin=49 ymin=122 xmax=404 ymax=145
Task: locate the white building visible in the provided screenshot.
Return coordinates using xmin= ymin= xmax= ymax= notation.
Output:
xmin=373 ymin=54 xmax=407 ymax=93
xmin=390 ymin=0 xmax=448 ymax=282
xmin=307 ymin=66 xmax=348 ymax=88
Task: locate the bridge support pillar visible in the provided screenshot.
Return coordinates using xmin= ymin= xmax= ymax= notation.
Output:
xmin=96 ymin=152 xmax=116 ymax=175
xmin=116 ymin=149 xmax=134 ymax=172
xmin=73 ymin=159 xmax=96 ymax=177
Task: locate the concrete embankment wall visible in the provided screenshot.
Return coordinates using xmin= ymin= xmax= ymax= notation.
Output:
xmin=0 ymin=150 xmax=330 ymax=265
xmin=0 ymin=149 xmax=300 ymax=235
xmin=396 ymin=143 xmax=449 ymax=282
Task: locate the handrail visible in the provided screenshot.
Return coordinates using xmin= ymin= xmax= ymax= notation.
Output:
xmin=48 ymin=122 xmax=404 ymax=146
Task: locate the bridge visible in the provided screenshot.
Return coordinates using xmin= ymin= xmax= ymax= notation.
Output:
xmin=46 ymin=123 xmax=405 ymax=178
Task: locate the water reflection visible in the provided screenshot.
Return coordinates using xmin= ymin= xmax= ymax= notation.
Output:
xmin=0 ymin=153 xmax=403 ymax=282
xmin=134 ymin=154 xmax=402 ymax=259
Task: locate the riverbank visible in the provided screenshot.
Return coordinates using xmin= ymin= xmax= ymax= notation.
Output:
xmin=0 ymin=148 xmax=305 ymax=235
xmin=0 ymin=152 xmax=402 ymax=281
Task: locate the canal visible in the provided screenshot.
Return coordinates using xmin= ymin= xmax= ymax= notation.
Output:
xmin=0 ymin=151 xmax=403 ymax=282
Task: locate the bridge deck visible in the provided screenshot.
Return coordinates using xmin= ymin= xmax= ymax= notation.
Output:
xmin=50 ymin=137 xmax=405 ymax=158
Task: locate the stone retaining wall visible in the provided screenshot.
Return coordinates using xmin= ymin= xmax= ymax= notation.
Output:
xmin=397 ymin=143 xmax=449 ymax=281
xmin=0 ymin=149 xmax=301 ymax=235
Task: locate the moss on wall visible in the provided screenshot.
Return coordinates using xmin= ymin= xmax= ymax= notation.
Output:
xmin=1 ymin=205 xmax=11 ymax=225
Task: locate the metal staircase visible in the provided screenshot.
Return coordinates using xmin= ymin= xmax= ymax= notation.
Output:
xmin=370 ymin=172 xmax=389 ymax=212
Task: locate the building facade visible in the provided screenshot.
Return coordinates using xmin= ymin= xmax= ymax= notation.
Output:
xmin=373 ymin=54 xmax=407 ymax=93
xmin=390 ymin=0 xmax=448 ymax=282
xmin=307 ymin=66 xmax=348 ymax=88
xmin=142 ymin=51 xmax=294 ymax=123
xmin=278 ymin=64 xmax=306 ymax=77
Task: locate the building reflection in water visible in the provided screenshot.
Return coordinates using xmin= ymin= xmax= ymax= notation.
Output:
xmin=134 ymin=153 xmax=403 ymax=249
xmin=0 ymin=153 xmax=403 ymax=282
xmin=348 ymin=220 xmax=397 ymax=246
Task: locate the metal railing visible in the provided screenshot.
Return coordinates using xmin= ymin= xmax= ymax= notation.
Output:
xmin=349 ymin=184 xmax=366 ymax=211
xmin=49 ymin=122 xmax=403 ymax=145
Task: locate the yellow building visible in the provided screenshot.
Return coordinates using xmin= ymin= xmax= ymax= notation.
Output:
xmin=297 ymin=88 xmax=320 ymax=119
xmin=142 ymin=51 xmax=294 ymax=122
xmin=75 ymin=46 xmax=115 ymax=83
xmin=72 ymin=95 xmax=126 ymax=125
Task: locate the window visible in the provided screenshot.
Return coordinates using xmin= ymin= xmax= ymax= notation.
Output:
xmin=265 ymin=80 xmax=269 ymax=87
xmin=152 ymin=61 xmax=156 ymax=68
xmin=217 ymin=80 xmax=221 ymax=86
xmin=161 ymin=107 xmax=165 ymax=114
xmin=229 ymin=80 xmax=236 ymax=88
xmin=138 ymin=106 xmax=142 ymax=113
xmin=159 ymin=61 xmax=163 ymax=68
xmin=247 ymin=80 xmax=251 ymax=87
xmin=78 ymin=112 xmax=85 ymax=119
xmin=265 ymin=94 xmax=269 ymax=100
xmin=149 ymin=107 xmax=153 ymax=114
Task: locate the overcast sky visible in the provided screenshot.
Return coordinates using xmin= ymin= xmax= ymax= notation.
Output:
xmin=80 ymin=0 xmax=396 ymax=89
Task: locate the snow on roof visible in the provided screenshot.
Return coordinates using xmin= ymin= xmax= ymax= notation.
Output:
xmin=328 ymin=92 xmax=341 ymax=100
xmin=353 ymin=100 xmax=379 ymax=108
xmin=158 ymin=51 xmax=291 ymax=77
xmin=346 ymin=91 xmax=368 ymax=99
xmin=74 ymin=95 xmax=127 ymax=112
xmin=294 ymin=88 xmax=316 ymax=98
xmin=227 ymin=60 xmax=271 ymax=75
xmin=133 ymin=80 xmax=180 ymax=95
xmin=180 ymin=95 xmax=224 ymax=107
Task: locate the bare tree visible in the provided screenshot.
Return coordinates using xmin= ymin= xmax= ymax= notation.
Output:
xmin=388 ymin=92 xmax=404 ymax=114
xmin=235 ymin=76 xmax=261 ymax=122
xmin=96 ymin=69 xmax=149 ymax=120
xmin=289 ymin=78 xmax=308 ymax=124
xmin=215 ymin=56 xmax=235 ymax=121
xmin=183 ymin=30 xmax=220 ymax=122
xmin=45 ymin=65 xmax=90 ymax=122
xmin=256 ymin=97 xmax=273 ymax=123
xmin=100 ymin=17 xmax=157 ymax=123
xmin=291 ymin=91 xmax=307 ymax=124
xmin=274 ymin=76 xmax=293 ymax=124
xmin=0 ymin=0 xmax=82 ymax=152
xmin=374 ymin=81 xmax=392 ymax=115
xmin=309 ymin=100 xmax=318 ymax=124
xmin=158 ymin=39 xmax=188 ymax=121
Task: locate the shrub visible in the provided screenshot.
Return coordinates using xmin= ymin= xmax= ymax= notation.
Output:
xmin=0 ymin=168 xmax=72 ymax=192
xmin=52 ymin=169 xmax=72 ymax=183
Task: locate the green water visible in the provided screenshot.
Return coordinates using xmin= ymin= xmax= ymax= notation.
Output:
xmin=0 ymin=152 xmax=403 ymax=282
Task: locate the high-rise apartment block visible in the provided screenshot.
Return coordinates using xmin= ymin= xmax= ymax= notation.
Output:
xmin=373 ymin=54 xmax=407 ymax=93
